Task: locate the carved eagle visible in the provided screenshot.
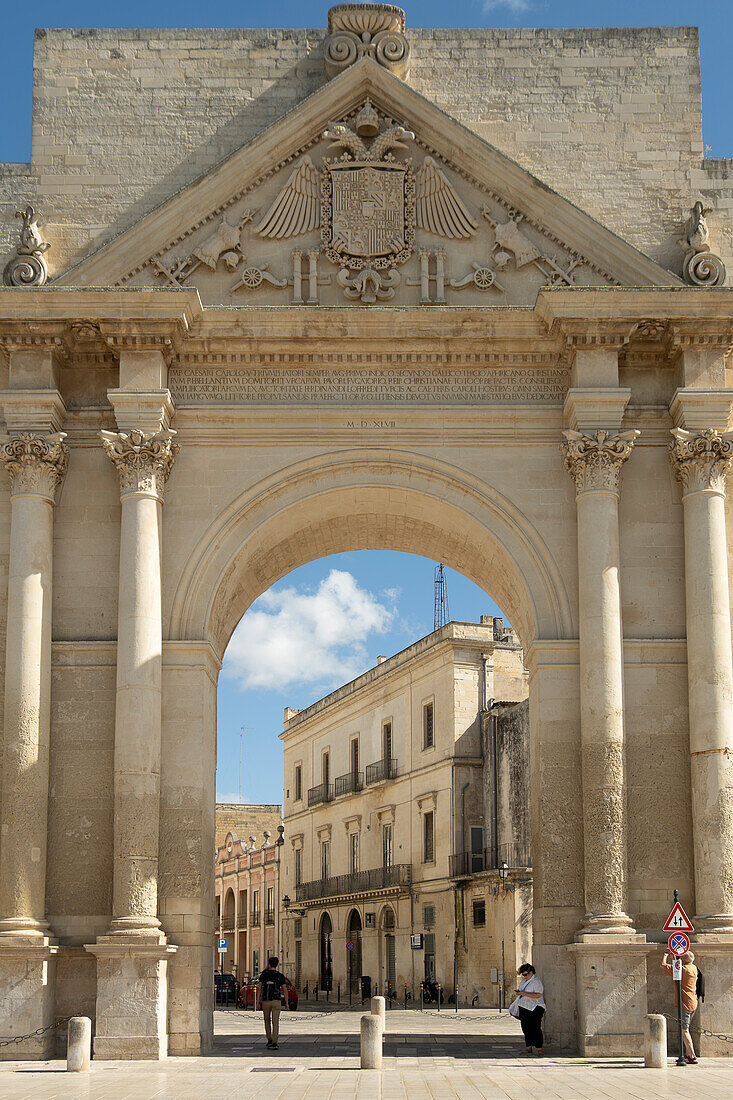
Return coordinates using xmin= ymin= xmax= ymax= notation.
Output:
xmin=255 ymin=154 xmax=478 ymax=242
xmin=254 ymin=156 xmax=321 ymax=239
xmin=414 ymin=158 xmax=478 ymax=240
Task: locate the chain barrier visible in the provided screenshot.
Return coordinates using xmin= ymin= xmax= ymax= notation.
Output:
xmin=660 ymin=1011 xmax=733 ymax=1044
xmin=0 ymin=1016 xmax=71 ymax=1050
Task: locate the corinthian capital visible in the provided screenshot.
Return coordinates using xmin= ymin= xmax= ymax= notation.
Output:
xmin=0 ymin=431 xmax=68 ymax=500
xmin=669 ymin=427 xmax=733 ymax=494
xmin=561 ymin=429 xmax=639 ymax=494
xmin=101 ymin=428 xmax=179 ymax=500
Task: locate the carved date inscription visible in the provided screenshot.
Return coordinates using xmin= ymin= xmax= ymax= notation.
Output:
xmin=170 ymin=366 xmax=567 ymax=404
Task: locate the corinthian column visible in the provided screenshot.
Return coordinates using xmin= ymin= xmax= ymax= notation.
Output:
xmin=99 ymin=428 xmax=179 ymax=936
xmin=0 ymin=432 xmax=67 ymax=937
xmin=669 ymin=428 xmax=733 ymax=930
xmin=562 ymin=428 xmax=639 ymax=934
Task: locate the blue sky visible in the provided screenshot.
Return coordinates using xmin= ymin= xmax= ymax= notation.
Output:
xmin=3 ymin=1 xmax=730 ymax=804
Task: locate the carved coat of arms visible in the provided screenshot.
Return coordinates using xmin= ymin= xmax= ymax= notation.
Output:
xmin=255 ymin=99 xmax=475 ymax=280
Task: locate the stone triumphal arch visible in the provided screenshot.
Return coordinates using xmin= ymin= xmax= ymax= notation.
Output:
xmin=1 ymin=2 xmax=733 ymax=1061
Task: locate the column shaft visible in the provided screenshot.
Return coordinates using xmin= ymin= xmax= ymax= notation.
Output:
xmin=112 ymin=489 xmax=163 ymax=930
xmin=0 ymin=433 xmax=67 ymax=935
xmin=562 ymin=428 xmax=638 ymax=934
xmin=671 ymin=428 xmax=733 ymax=927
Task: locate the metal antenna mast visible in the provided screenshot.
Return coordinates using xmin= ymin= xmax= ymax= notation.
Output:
xmin=434 ymin=563 xmax=450 ymax=630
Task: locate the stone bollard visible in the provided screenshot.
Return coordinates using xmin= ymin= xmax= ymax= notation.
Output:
xmin=67 ymin=1016 xmax=92 ymax=1072
xmin=371 ymin=994 xmax=386 ymax=1032
xmin=361 ymin=1013 xmax=383 ymax=1069
xmin=644 ymin=1014 xmax=667 ymax=1069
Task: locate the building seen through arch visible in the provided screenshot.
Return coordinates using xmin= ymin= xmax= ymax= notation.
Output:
xmin=282 ymin=616 xmax=531 ymax=1006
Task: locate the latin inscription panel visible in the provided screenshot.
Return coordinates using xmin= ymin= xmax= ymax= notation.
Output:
xmin=170 ymin=366 xmax=568 ymax=404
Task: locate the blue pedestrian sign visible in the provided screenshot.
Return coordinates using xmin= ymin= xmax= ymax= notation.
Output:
xmin=218 ymin=937 xmax=227 ymax=952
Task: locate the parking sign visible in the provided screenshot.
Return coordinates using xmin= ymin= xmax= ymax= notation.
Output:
xmin=218 ymin=937 xmax=227 ymax=952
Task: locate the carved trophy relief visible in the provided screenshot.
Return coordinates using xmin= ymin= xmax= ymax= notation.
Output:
xmin=3 ymin=205 xmax=51 ymax=287
xmin=679 ymin=201 xmax=726 ymax=286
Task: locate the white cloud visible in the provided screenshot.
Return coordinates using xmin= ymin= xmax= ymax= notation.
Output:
xmin=215 ymin=792 xmax=252 ymax=805
xmin=222 ymin=569 xmax=396 ymax=692
xmin=482 ymin=0 xmax=534 ymax=12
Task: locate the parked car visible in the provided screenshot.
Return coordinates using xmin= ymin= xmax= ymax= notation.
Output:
xmin=214 ymin=972 xmax=239 ymax=1004
xmin=238 ymin=977 xmax=298 ymax=1010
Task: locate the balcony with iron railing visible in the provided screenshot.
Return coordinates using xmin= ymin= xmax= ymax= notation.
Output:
xmin=221 ymin=920 xmax=235 ymax=934
xmin=250 ymin=910 xmax=261 ymax=927
xmin=264 ymin=908 xmax=275 ymax=925
xmin=365 ymin=757 xmax=397 ymax=786
xmin=450 ymin=843 xmax=532 ymax=879
xmin=308 ymin=782 xmax=334 ymax=807
xmin=236 ymin=914 xmax=247 ymax=929
xmin=296 ymin=863 xmax=411 ymax=903
xmin=334 ymin=770 xmax=363 ymax=797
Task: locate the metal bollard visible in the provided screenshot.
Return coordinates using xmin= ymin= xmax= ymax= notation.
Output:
xmin=338 ymin=982 xmax=341 ymax=1003
xmin=361 ymin=1013 xmax=382 ymax=1069
xmin=644 ymin=1014 xmax=667 ymax=1069
xmin=437 ymin=982 xmax=441 ymax=1012
xmin=420 ymin=982 xmax=424 ymax=1012
xmin=371 ymin=995 xmax=386 ymax=1033
xmin=67 ymin=1017 xmax=91 ymax=1072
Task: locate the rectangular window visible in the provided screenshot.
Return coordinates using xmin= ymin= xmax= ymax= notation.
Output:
xmin=294 ymin=917 xmax=302 ymax=938
xmin=382 ymin=823 xmax=393 ymax=869
xmin=472 ymin=898 xmax=486 ymax=927
xmin=423 ymin=702 xmax=434 ymax=749
xmin=294 ymin=764 xmax=302 ymax=801
xmin=295 ymin=848 xmax=302 ymax=886
xmin=253 ymin=889 xmax=259 ymax=920
xmin=267 ymin=886 xmax=274 ymax=912
xmin=239 ymin=890 xmax=247 ymax=926
xmin=382 ymin=722 xmax=392 ymax=766
xmin=322 ymin=750 xmax=330 ymax=787
xmin=423 ymin=811 xmax=434 ymax=863
xmin=423 ymin=904 xmax=435 ymax=928
xmin=350 ymin=832 xmax=359 ymax=874
xmin=252 ymin=948 xmax=259 ymax=977
xmin=321 ymin=840 xmax=330 ymax=880
xmin=351 ymin=737 xmax=359 ymax=778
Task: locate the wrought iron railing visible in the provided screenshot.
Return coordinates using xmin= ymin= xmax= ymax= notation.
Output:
xmin=308 ymin=782 xmax=334 ymax=807
xmin=450 ymin=844 xmax=532 ymax=878
xmin=236 ymin=914 xmax=247 ymax=929
xmin=295 ymin=863 xmax=411 ymax=903
xmin=250 ymin=910 xmax=261 ymax=927
xmin=365 ymin=757 xmax=397 ymax=786
xmin=334 ymin=770 xmax=364 ymax=797
xmin=264 ymin=908 xmax=275 ymax=925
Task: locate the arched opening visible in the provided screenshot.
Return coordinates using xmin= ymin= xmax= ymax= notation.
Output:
xmin=161 ymin=450 xmax=576 ymax=1051
xmin=222 ymin=888 xmax=236 ymax=976
xmin=347 ymin=908 xmax=362 ymax=997
xmin=319 ymin=911 xmax=333 ymax=991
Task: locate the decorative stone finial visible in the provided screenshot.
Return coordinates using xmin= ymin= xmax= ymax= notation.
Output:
xmin=3 ymin=205 xmax=51 ymax=287
xmin=679 ymin=201 xmax=726 ymax=286
xmin=324 ymin=5 xmax=410 ymax=79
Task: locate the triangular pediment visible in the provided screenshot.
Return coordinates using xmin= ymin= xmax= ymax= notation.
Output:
xmin=56 ymin=57 xmax=679 ymax=304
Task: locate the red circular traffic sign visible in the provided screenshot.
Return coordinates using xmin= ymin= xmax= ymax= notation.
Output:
xmin=668 ymin=932 xmax=690 ymax=956
xmin=346 ymin=941 xmax=354 ymax=951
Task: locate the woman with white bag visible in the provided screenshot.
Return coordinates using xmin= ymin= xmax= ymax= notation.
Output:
xmin=509 ymin=963 xmax=546 ymax=1056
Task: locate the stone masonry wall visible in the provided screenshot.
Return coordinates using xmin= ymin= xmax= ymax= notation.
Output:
xmin=0 ymin=22 xmax=730 ymax=277
xmin=215 ymin=803 xmax=282 ymax=851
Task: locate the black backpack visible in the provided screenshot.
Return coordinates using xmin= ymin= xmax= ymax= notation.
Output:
xmin=262 ymin=971 xmax=284 ymax=1002
xmin=695 ymin=967 xmax=705 ymax=1003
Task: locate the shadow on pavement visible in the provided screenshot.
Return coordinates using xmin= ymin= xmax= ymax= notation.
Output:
xmin=211 ymin=1031 xmax=528 ymax=1059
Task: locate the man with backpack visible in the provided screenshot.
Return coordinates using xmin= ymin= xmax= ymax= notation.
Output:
xmin=258 ymin=955 xmax=290 ymax=1049
xmin=661 ymin=949 xmax=704 ymax=1063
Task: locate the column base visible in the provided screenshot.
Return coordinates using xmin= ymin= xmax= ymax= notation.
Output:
xmin=0 ymin=936 xmax=58 ymax=1060
xmin=689 ymin=936 xmax=733 ymax=1055
xmin=567 ymin=936 xmax=654 ymax=1056
xmin=85 ymin=932 xmax=177 ymax=1060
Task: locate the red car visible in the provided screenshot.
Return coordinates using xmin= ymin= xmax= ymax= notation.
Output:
xmin=238 ymin=978 xmax=298 ymax=1010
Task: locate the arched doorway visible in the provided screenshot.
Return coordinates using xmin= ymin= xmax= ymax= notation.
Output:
xmin=319 ymin=912 xmax=333 ymax=991
xmin=381 ymin=905 xmax=396 ymax=996
xmin=222 ymin=888 xmax=236 ymax=975
xmin=346 ymin=909 xmax=362 ymax=997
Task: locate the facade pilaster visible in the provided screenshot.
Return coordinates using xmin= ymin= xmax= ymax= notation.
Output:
xmin=0 ymin=429 xmax=67 ymax=1056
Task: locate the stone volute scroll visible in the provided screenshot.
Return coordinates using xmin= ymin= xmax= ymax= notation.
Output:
xmin=324 ymin=5 xmax=410 ymax=79
xmin=100 ymin=428 xmax=179 ymax=500
xmin=679 ymin=201 xmax=726 ymax=287
xmin=3 ymin=205 xmax=51 ymax=287
xmin=561 ymin=429 xmax=640 ymax=494
xmin=0 ymin=432 xmax=68 ymax=500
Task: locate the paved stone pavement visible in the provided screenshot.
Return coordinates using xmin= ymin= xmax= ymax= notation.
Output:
xmin=0 ymin=1007 xmax=730 ymax=1098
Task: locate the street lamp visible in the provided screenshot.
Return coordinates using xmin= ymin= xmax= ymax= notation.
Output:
xmin=499 ymin=861 xmax=509 ymax=887
xmin=282 ymin=895 xmax=291 ymax=910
